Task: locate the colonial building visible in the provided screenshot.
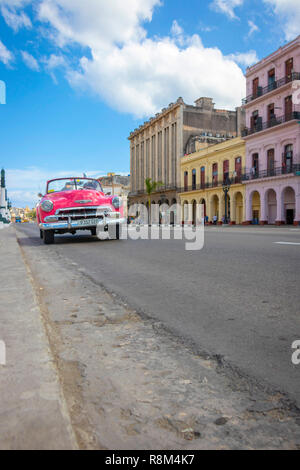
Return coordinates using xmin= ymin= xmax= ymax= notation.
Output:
xmin=0 ymin=169 xmax=11 ymax=225
xmin=242 ymin=35 xmax=300 ymax=225
xmin=128 ymin=97 xmax=245 ymax=207
xmin=180 ymin=137 xmax=246 ymax=225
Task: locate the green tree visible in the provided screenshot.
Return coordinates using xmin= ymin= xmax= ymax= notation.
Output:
xmin=27 ymin=209 xmax=37 ymax=220
xmin=145 ymin=178 xmax=164 ymax=224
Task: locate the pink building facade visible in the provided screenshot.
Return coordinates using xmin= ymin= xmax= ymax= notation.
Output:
xmin=242 ymin=35 xmax=300 ymax=225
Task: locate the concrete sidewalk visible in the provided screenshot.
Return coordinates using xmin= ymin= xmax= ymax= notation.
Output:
xmin=0 ymin=226 xmax=77 ymax=450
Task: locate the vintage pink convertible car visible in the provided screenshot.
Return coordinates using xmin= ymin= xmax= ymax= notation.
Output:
xmin=36 ymin=177 xmax=125 ymax=244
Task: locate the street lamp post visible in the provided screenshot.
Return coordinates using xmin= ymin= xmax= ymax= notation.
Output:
xmin=222 ymin=176 xmax=232 ymax=225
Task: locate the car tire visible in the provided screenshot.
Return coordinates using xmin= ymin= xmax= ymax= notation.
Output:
xmin=43 ymin=230 xmax=55 ymax=245
xmin=90 ymin=227 xmax=97 ymax=236
xmin=40 ymin=230 xmax=43 ymax=239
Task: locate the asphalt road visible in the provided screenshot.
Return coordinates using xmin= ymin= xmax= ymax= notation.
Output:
xmin=18 ymin=223 xmax=300 ymax=406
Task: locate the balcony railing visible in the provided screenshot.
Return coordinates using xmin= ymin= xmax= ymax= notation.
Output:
xmin=179 ymin=172 xmax=245 ymax=193
xmin=242 ymin=163 xmax=300 ymax=181
xmin=242 ymin=72 xmax=300 ymax=105
xmin=242 ymin=108 xmax=300 ymax=137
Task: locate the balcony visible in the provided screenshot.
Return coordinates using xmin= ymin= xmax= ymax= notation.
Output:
xmin=180 ymin=171 xmax=245 ymax=193
xmin=242 ymin=108 xmax=300 ymax=137
xmin=242 ymin=163 xmax=300 ymax=181
xmin=242 ymin=72 xmax=300 ymax=105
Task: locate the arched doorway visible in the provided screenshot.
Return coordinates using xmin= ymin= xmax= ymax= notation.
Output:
xmin=283 ymin=187 xmax=296 ymax=224
xmin=200 ymin=198 xmax=206 ymax=219
xmin=170 ymin=198 xmax=177 ymax=225
xmin=211 ymin=195 xmax=219 ymax=223
xmin=252 ymin=191 xmax=261 ymax=224
xmin=266 ymin=189 xmax=277 ymax=224
xmin=182 ymin=201 xmax=189 ymax=225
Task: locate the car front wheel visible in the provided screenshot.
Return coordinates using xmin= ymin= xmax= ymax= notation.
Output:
xmin=43 ymin=230 xmax=55 ymax=245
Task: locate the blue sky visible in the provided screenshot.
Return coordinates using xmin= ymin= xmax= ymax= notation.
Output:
xmin=0 ymin=0 xmax=299 ymax=207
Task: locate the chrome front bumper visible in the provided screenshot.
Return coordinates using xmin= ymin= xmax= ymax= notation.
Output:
xmin=39 ymin=217 xmax=126 ymax=231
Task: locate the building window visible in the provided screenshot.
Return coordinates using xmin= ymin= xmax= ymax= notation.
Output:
xmin=184 ymin=171 xmax=188 ymax=191
xmin=267 ymin=103 xmax=276 ymax=124
xmin=212 ymin=163 xmax=218 ymax=187
xmin=283 ymin=144 xmax=293 ymax=173
xmin=285 ymin=58 xmax=293 ymax=82
xmin=250 ymin=110 xmax=262 ymax=131
xmin=235 ymin=157 xmax=242 ymax=183
xmin=267 ymin=149 xmax=275 ymax=176
xmin=223 ymin=160 xmax=229 ymax=183
xmin=252 ymin=77 xmax=260 ymax=99
xmin=192 ymin=169 xmax=196 ymax=190
xmin=252 ymin=153 xmax=259 ymax=178
xmin=285 ymin=95 xmax=293 ymax=118
xmin=200 ymin=166 xmax=205 ymax=188
xmin=268 ymin=69 xmax=276 ymax=91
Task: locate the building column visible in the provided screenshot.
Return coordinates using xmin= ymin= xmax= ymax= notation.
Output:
xmin=242 ymin=195 xmax=246 ymax=224
xmin=260 ymin=190 xmax=268 ymax=225
xmin=218 ymin=195 xmax=224 ymax=224
xmin=245 ymin=190 xmax=252 ymax=224
xmin=276 ymin=188 xmax=285 ymax=225
xmin=295 ymin=191 xmax=300 ymax=225
xmin=230 ymin=192 xmax=237 ymax=224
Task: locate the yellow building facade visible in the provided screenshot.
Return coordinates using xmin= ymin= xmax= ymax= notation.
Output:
xmin=180 ymin=137 xmax=246 ymax=224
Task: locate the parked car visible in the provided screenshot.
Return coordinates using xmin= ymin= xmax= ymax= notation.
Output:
xmin=36 ymin=177 xmax=125 ymax=244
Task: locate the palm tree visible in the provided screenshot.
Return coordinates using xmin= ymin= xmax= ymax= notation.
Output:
xmin=145 ymin=178 xmax=164 ymax=224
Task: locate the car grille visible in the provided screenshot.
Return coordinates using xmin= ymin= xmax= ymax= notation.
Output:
xmin=55 ymin=206 xmax=112 ymax=221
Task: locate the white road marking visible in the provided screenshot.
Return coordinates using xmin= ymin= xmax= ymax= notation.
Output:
xmin=274 ymin=242 xmax=300 ymax=246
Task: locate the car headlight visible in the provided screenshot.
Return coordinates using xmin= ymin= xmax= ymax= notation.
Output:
xmin=112 ymin=197 xmax=122 ymax=209
xmin=41 ymin=200 xmax=54 ymax=212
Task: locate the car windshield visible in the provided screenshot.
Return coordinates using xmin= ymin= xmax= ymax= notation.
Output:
xmin=47 ymin=178 xmax=103 ymax=194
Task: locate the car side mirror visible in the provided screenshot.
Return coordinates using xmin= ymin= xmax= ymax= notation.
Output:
xmin=38 ymin=193 xmax=43 ymax=198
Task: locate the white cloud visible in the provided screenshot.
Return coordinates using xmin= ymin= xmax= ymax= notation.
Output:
xmin=37 ymin=0 xmax=161 ymax=48
xmin=42 ymin=53 xmax=67 ymax=82
xmin=171 ymin=20 xmax=183 ymax=37
xmin=210 ymin=0 xmax=244 ymax=20
xmin=263 ymin=0 xmax=300 ymax=41
xmin=21 ymin=50 xmax=40 ymax=71
xmin=0 ymin=40 xmax=14 ymax=65
xmin=228 ymin=50 xmax=259 ymax=67
xmin=1 ymin=0 xmax=249 ymax=117
xmin=1 ymin=6 xmax=31 ymax=31
xmin=247 ymin=20 xmax=259 ymax=37
xmin=67 ymin=38 xmax=246 ymax=117
xmin=35 ymin=0 xmax=246 ymax=117
xmin=44 ymin=53 xmax=66 ymax=70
